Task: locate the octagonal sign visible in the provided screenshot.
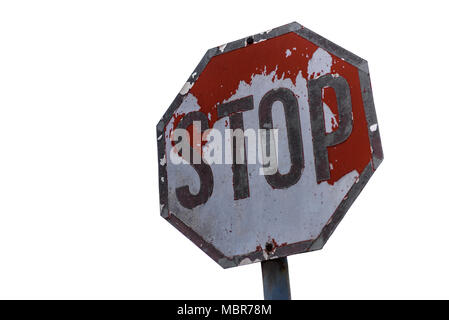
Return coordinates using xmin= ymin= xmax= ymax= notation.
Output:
xmin=156 ymin=22 xmax=383 ymax=268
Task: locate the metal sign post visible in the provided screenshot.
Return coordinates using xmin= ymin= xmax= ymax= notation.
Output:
xmin=261 ymin=257 xmax=291 ymax=300
xmin=157 ymin=21 xmax=383 ymax=299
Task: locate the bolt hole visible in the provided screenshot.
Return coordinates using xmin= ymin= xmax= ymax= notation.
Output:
xmin=246 ymin=37 xmax=254 ymax=45
xmin=265 ymin=242 xmax=273 ymax=252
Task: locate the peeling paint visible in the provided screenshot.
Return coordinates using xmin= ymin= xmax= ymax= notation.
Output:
xmin=239 ymin=257 xmax=253 ymax=266
xmin=160 ymin=155 xmax=166 ymax=166
xmin=370 ymin=123 xmax=378 ymax=132
xmin=260 ymin=29 xmax=272 ymax=35
xmin=323 ymin=102 xmax=338 ymax=133
xmin=180 ymin=81 xmax=194 ymax=95
xmin=307 ymin=48 xmax=332 ymax=79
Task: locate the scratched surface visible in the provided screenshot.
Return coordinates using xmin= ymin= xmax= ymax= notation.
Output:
xmin=157 ymin=22 xmax=383 ymax=268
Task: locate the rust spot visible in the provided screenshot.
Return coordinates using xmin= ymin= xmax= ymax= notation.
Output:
xmin=256 ymin=245 xmax=262 ymax=252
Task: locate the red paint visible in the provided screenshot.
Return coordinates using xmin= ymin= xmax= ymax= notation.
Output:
xmin=326 ymin=56 xmax=371 ymax=184
xmin=189 ymin=33 xmax=317 ymax=130
xmin=169 ymin=32 xmax=371 ymax=184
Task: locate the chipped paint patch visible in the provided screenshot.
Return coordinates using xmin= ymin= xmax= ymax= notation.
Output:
xmin=164 ymin=93 xmax=201 ymax=141
xmin=160 ymin=155 xmax=166 ymax=166
xmin=260 ymin=29 xmax=272 ymax=35
xmin=370 ymin=123 xmax=378 ymax=132
xmin=323 ymin=102 xmax=338 ymax=133
xmin=219 ymin=43 xmax=227 ymax=52
xmin=239 ymin=258 xmax=253 ymax=266
xmin=285 ymin=49 xmax=292 ymax=58
xmin=180 ymin=81 xmax=194 ymax=95
xmin=308 ymin=48 xmax=332 ymax=79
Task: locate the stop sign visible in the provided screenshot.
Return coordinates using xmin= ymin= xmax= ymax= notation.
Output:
xmin=156 ymin=22 xmax=383 ymax=268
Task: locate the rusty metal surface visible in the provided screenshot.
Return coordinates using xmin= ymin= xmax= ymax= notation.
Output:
xmin=157 ymin=22 xmax=383 ymax=268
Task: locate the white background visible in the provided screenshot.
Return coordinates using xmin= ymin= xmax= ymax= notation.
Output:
xmin=0 ymin=0 xmax=447 ymax=299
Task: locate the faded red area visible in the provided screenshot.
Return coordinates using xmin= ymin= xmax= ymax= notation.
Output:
xmin=171 ymin=32 xmax=371 ymax=184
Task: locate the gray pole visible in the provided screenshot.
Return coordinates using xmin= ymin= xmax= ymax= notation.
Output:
xmin=261 ymin=257 xmax=291 ymax=300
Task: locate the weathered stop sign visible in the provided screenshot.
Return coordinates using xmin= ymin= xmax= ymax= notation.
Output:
xmin=157 ymin=22 xmax=383 ymax=269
